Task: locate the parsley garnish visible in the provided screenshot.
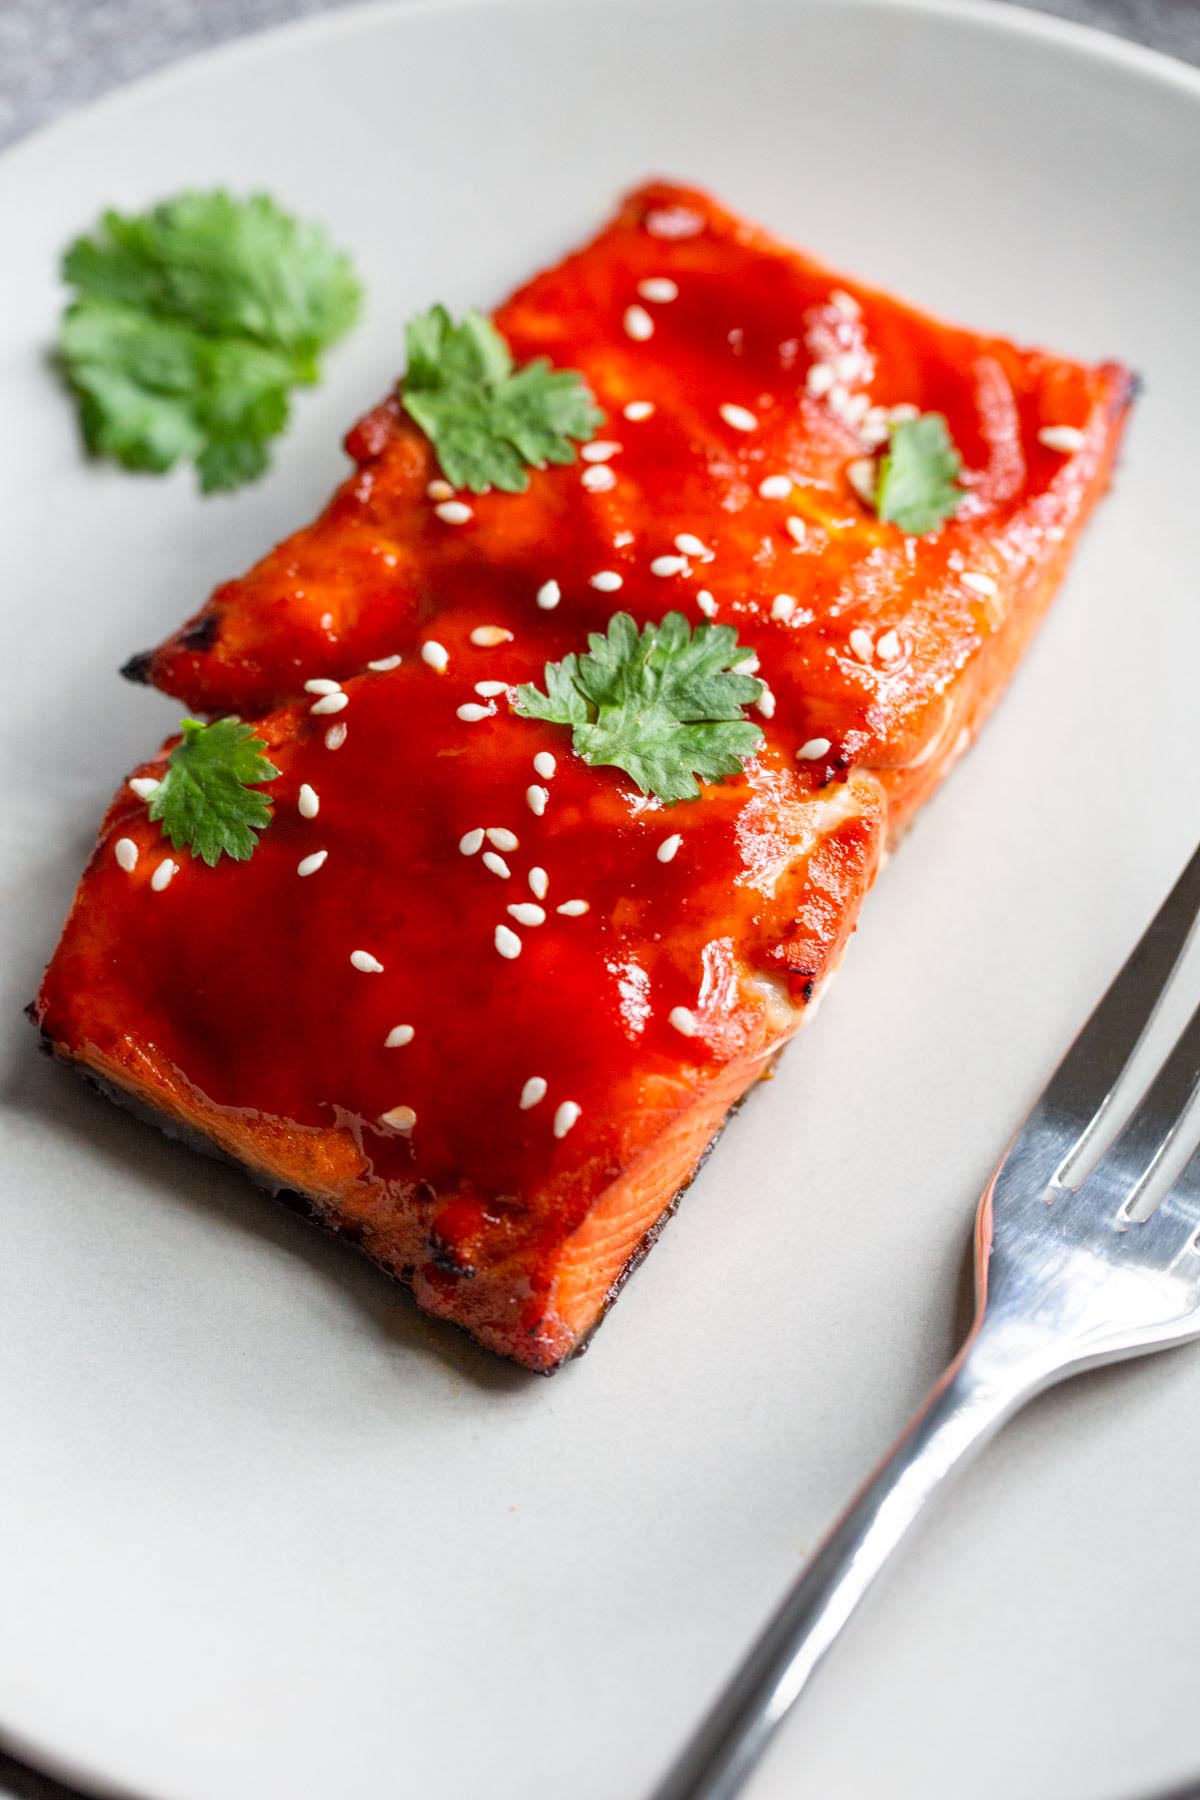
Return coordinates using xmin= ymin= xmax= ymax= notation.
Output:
xmin=400 ymin=305 xmax=604 ymax=494
xmin=59 ymin=191 xmax=362 ymax=492
xmin=873 ymin=412 xmax=963 ymax=534
xmin=147 ymin=718 xmax=280 ymax=865
xmin=514 ymin=612 xmax=765 ymax=804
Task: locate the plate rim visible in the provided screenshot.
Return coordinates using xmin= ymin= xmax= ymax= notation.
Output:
xmin=1 ymin=0 xmax=1198 ymax=188
xmin=3 ymin=2 xmax=1199 ymax=1797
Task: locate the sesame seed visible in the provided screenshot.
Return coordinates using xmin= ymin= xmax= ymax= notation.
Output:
xmin=350 ymin=949 xmax=384 ymax=973
xmin=304 ymin=677 xmax=342 ymax=695
xmin=319 ymin=611 xmax=334 ymax=630
xmin=582 ymin=464 xmax=617 ymax=492
xmin=581 ymin=441 xmax=621 ymax=462
xmin=483 ymin=851 xmax=511 ymax=879
xmin=638 ymin=276 xmax=679 ymax=303
xmin=553 ymin=1100 xmax=582 ymax=1138
xmin=623 ymin=304 xmax=655 ymax=342
xmin=535 ymin=579 xmax=562 ymax=612
xmin=889 ymin=403 xmax=920 ymax=423
xmin=674 ymin=532 xmax=710 ymax=558
xmin=623 ymin=401 xmax=655 ymax=421
xmin=527 ymin=785 xmax=549 ymax=816
xmin=657 ymin=834 xmax=682 ymax=863
xmin=385 ymin=1024 xmax=415 ymax=1048
xmin=849 ymin=626 xmax=875 ymax=661
xmin=529 ymin=866 xmax=549 ymax=900
xmin=475 ymin=680 xmax=507 ymax=697
xmin=421 ymin=640 xmax=449 ymax=672
xmin=833 ymin=350 xmax=863 ymax=384
xmin=830 ymin=288 xmax=862 ymax=319
xmin=759 ymin=474 xmax=792 ymax=499
xmin=435 ymin=500 xmax=472 ymax=525
xmin=669 ymin=1006 xmax=699 ymax=1037
xmin=797 ymin=737 xmax=831 ymax=760
xmin=470 ymin=624 xmax=513 ymax=646
xmin=557 ymin=899 xmax=589 ymax=916
xmin=696 ymin=590 xmax=718 ymax=618
xmin=757 ymin=684 xmax=777 ymax=719
xmin=367 ymin=653 xmax=402 ymax=671
xmin=324 ymin=723 xmax=348 ymax=750
xmin=310 ymin=691 xmax=349 ymax=716
xmin=533 ymin=751 xmax=556 ymax=780
xmin=651 ymin=554 xmax=688 ymax=577
xmin=114 ymin=837 xmax=138 ymax=872
xmin=590 ymin=570 xmax=623 ymax=592
xmin=508 ymin=902 xmax=546 ymax=927
xmin=734 ymin=652 xmax=760 ymax=674
xmin=297 ymin=850 xmax=328 ymax=877
xmin=457 ymin=702 xmax=492 ymax=722
xmin=962 ymin=571 xmax=998 ymax=598
xmin=379 ymin=1105 xmax=416 ymax=1133
xmin=644 ymin=205 xmax=704 ymax=239
xmin=1039 ymin=424 xmax=1085 ymax=453
xmin=519 ymin=1076 xmax=547 ymax=1110
xmin=841 ymin=391 xmax=870 ymax=426
xmin=495 ymin=924 xmax=522 ymax=959
xmin=806 ymin=363 xmax=835 ymax=398
xmin=786 ymin=517 xmax=807 ymax=546
xmin=129 ymin=776 xmax=160 ymax=800
xmin=459 ymin=828 xmax=485 ymax=855
xmin=486 ymin=827 xmax=519 ymax=851
xmin=427 ymin=479 xmax=455 ymax=501
xmin=150 ymin=858 xmax=178 ymax=891
xmin=876 ymin=629 xmax=903 ymax=662
xmin=771 ymin=594 xmax=796 ymax=622
xmin=847 ymin=459 xmax=877 ymax=504
xmin=719 ymin=403 xmax=757 ymax=432
xmin=861 ymin=409 xmax=891 ymax=449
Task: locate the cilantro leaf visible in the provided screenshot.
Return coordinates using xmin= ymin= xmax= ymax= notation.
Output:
xmin=873 ymin=412 xmax=963 ymax=534
xmin=59 ymin=191 xmax=362 ymax=491
xmin=147 ymin=718 xmax=280 ymax=865
xmin=514 ymin=612 xmax=765 ymax=804
xmin=400 ymin=305 xmax=604 ymax=494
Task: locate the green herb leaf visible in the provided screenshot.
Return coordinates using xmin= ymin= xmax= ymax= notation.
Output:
xmin=147 ymin=718 xmax=280 ymax=865
xmin=59 ymin=191 xmax=362 ymax=492
xmin=514 ymin=612 xmax=765 ymax=804
xmin=873 ymin=412 xmax=963 ymax=534
xmin=400 ymin=305 xmax=604 ymax=494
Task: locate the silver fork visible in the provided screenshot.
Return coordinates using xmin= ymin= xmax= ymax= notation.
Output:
xmin=652 ymin=841 xmax=1200 ymax=1800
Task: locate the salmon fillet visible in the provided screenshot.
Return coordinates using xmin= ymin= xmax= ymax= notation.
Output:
xmin=36 ymin=182 xmax=1132 ymax=1369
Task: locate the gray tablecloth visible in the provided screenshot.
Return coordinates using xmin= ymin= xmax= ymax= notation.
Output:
xmin=0 ymin=0 xmax=1197 ymax=147
xmin=0 ymin=0 xmax=1195 ymax=1796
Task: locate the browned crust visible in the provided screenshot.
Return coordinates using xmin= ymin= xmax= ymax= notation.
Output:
xmin=39 ymin=1026 xmax=775 ymax=1375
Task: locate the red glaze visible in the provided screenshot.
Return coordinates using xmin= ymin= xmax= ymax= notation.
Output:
xmin=40 ymin=183 xmax=1133 ymax=1368
xmin=131 ymin=179 xmax=1132 ymax=838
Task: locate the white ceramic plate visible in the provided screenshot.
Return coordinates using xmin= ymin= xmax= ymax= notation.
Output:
xmin=3 ymin=3 xmax=1199 ymax=1796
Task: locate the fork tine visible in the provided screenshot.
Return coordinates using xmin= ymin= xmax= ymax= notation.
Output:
xmin=1141 ymin=1139 xmax=1200 ymax=1267
xmin=1073 ymin=993 xmax=1200 ymax=1215
xmin=1017 ymin=842 xmax=1200 ymax=1187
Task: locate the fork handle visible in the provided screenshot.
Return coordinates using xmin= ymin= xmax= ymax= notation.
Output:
xmin=648 ymin=1335 xmax=1031 ymax=1800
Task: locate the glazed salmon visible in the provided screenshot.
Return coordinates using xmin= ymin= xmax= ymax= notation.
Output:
xmin=36 ymin=183 xmax=1132 ymax=1369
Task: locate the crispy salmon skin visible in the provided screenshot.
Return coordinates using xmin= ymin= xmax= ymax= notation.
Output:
xmin=38 ymin=182 xmax=1132 ymax=1369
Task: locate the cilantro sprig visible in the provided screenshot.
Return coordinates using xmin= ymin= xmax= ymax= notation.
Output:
xmin=59 ymin=191 xmax=362 ymax=492
xmin=514 ymin=612 xmax=765 ymax=804
xmin=400 ymin=305 xmax=604 ymax=493
xmin=872 ymin=412 xmax=963 ymax=534
xmin=147 ymin=718 xmax=280 ymax=865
